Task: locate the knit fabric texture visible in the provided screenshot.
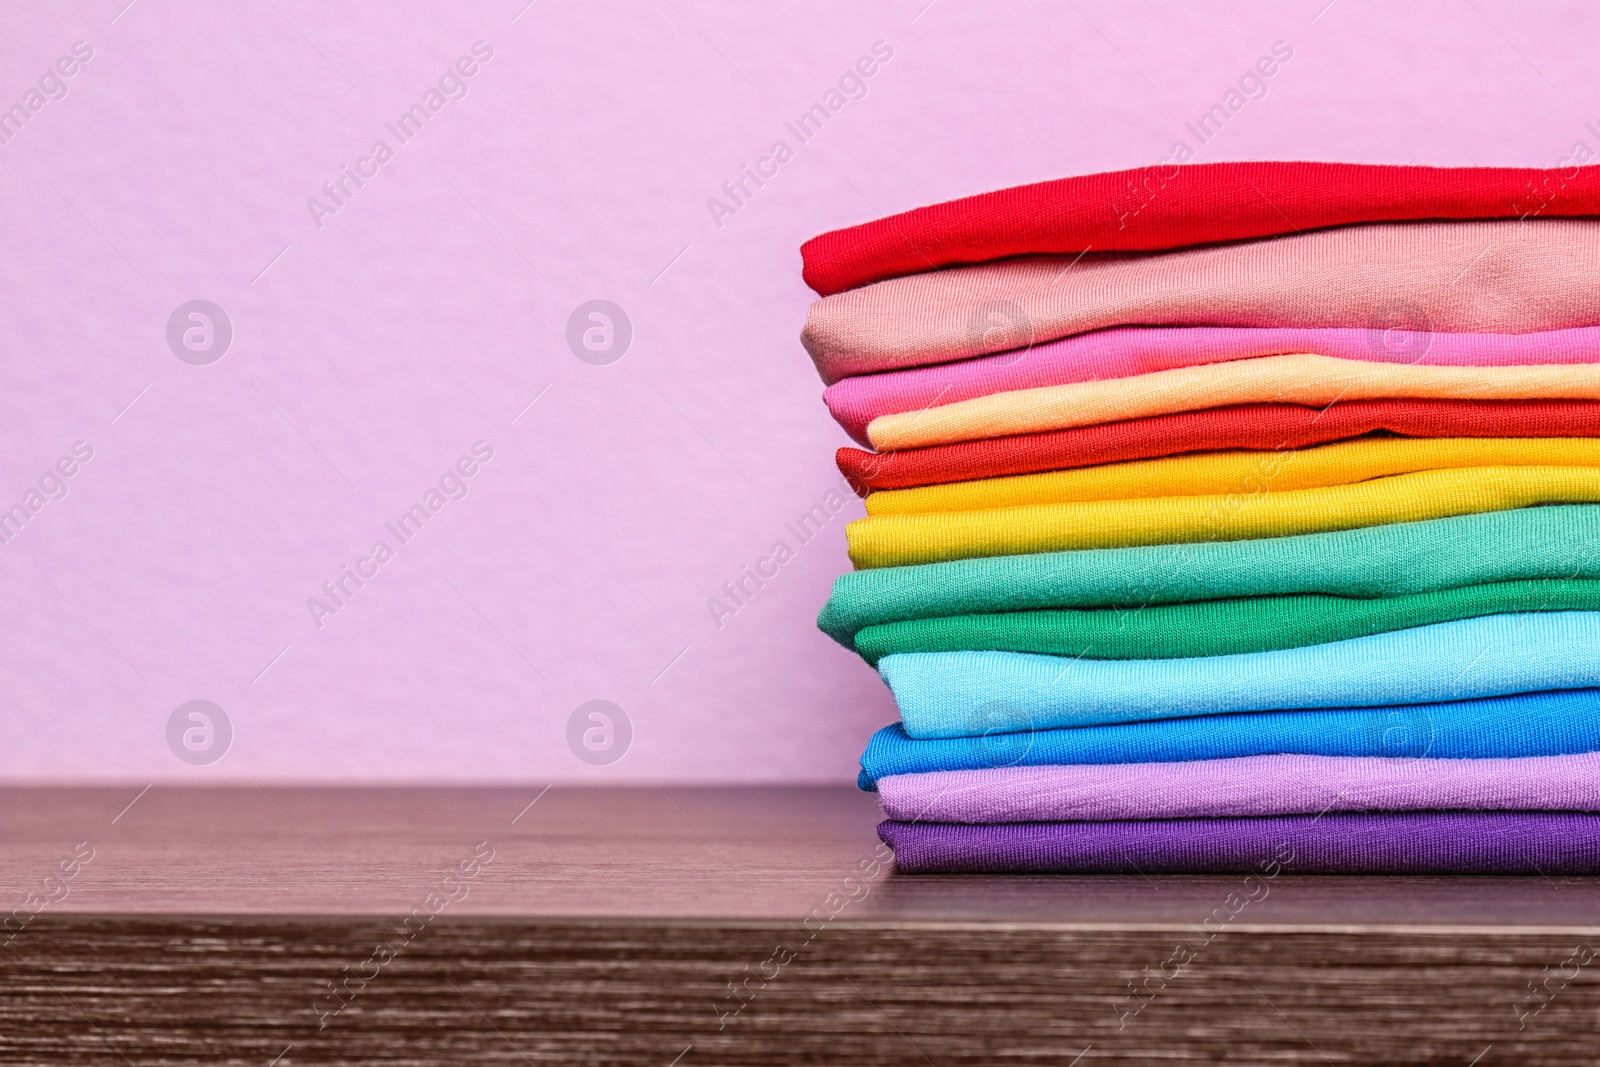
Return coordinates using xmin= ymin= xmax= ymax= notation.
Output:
xmin=878 ymin=752 xmax=1600 ymax=822
xmin=865 ymin=437 xmax=1600 ymax=516
xmin=804 ymin=220 xmax=1600 ymax=382
xmin=876 ymin=813 xmax=1600 ymax=874
xmin=882 ymin=612 xmax=1600 ymax=737
xmin=838 ymin=400 xmax=1600 ymax=493
xmin=852 ymin=579 xmax=1600 ymax=664
xmin=800 ymin=161 xmax=1600 ymax=295
xmin=848 ymin=468 xmax=1600 ymax=568
xmin=821 ymin=505 xmax=1600 ymax=644
xmin=856 ymin=689 xmax=1600 ymax=788
xmin=867 ymin=355 xmax=1600 ymax=450
xmin=825 ymin=325 xmax=1600 ymax=445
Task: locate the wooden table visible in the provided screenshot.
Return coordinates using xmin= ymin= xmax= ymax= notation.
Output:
xmin=1 ymin=785 xmax=1595 ymax=1064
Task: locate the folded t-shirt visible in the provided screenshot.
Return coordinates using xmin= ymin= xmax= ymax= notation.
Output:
xmin=826 ymin=326 xmax=1600 ymax=445
xmin=821 ymin=505 xmax=1600 ymax=644
xmin=857 ymin=689 xmax=1600 ymax=789
xmin=867 ymin=355 xmax=1600 ymax=451
xmin=881 ymin=612 xmax=1600 ymax=737
xmin=877 ymin=812 xmax=1600 ymax=874
xmin=838 ymin=400 xmax=1600 ymax=494
xmin=800 ymin=161 xmax=1600 ymax=295
xmin=852 ymin=579 xmax=1600 ymax=664
xmin=804 ymin=220 xmax=1600 ymax=382
xmin=848 ymin=466 xmax=1600 ymax=568
xmin=878 ymin=753 xmax=1600 ymax=822
xmin=865 ymin=437 xmax=1600 ymax=516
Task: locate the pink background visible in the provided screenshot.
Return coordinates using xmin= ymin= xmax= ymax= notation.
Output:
xmin=0 ymin=0 xmax=1593 ymax=783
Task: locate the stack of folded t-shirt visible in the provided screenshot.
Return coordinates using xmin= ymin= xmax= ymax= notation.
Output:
xmin=801 ymin=161 xmax=1600 ymax=874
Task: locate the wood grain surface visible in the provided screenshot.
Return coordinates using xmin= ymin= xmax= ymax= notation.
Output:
xmin=0 ymin=786 xmax=1597 ymax=1064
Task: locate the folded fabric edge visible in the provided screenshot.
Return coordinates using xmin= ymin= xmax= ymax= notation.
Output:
xmin=875 ymin=812 xmax=1600 ymax=874
xmin=799 ymin=161 xmax=1600 ymax=296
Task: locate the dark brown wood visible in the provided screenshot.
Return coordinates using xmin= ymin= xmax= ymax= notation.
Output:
xmin=1 ymin=786 xmax=1598 ymax=1064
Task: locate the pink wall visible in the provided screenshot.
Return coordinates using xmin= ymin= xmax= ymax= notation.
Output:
xmin=0 ymin=0 xmax=1593 ymax=783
